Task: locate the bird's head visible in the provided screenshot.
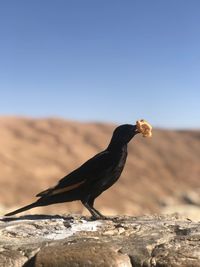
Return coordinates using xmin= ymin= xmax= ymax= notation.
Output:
xmin=111 ymin=124 xmax=138 ymax=145
xmin=108 ymin=120 xmax=152 ymax=148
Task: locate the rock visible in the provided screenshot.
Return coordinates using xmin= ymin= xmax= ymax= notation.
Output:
xmin=0 ymin=250 xmax=27 ymax=267
xmin=162 ymin=204 xmax=200 ymax=221
xmin=181 ymin=190 xmax=200 ymax=206
xmin=33 ymin=241 xmax=131 ymax=267
xmin=1 ymin=214 xmax=200 ymax=266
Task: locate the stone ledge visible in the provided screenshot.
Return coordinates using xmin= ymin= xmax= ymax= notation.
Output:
xmin=0 ymin=214 xmax=200 ymax=266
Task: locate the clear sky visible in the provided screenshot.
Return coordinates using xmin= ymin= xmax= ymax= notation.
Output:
xmin=0 ymin=1 xmax=199 ymax=128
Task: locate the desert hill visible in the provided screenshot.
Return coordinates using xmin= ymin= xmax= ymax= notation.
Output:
xmin=0 ymin=117 xmax=199 ymax=217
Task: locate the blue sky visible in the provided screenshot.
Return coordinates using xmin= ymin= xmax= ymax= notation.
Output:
xmin=0 ymin=1 xmax=199 ymax=128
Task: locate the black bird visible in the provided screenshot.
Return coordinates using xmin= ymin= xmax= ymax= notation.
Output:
xmin=5 ymin=124 xmax=143 ymax=218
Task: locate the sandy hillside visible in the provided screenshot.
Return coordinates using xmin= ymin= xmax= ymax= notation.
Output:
xmin=0 ymin=117 xmax=199 ymax=217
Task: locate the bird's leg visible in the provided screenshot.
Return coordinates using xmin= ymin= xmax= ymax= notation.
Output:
xmin=91 ymin=206 xmax=105 ymax=218
xmin=88 ymin=198 xmax=107 ymax=219
xmin=81 ymin=199 xmax=105 ymax=220
xmin=82 ymin=201 xmax=100 ymax=219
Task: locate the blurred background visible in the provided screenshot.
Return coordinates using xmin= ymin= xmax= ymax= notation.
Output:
xmin=0 ymin=1 xmax=199 ymax=219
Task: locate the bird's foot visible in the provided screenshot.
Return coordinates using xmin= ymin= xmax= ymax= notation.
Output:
xmin=90 ymin=215 xmax=109 ymax=221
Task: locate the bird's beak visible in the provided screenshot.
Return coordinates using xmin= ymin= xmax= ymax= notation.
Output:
xmin=133 ymin=125 xmax=140 ymax=134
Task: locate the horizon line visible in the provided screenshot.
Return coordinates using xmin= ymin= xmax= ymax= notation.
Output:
xmin=0 ymin=114 xmax=199 ymax=131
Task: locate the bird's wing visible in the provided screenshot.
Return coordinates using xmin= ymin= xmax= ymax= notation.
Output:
xmin=36 ymin=150 xmax=112 ymax=197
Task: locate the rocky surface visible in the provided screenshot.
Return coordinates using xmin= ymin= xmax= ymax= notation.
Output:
xmin=0 ymin=214 xmax=200 ymax=266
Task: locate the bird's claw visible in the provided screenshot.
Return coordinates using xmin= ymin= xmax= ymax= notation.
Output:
xmin=90 ymin=215 xmax=109 ymax=221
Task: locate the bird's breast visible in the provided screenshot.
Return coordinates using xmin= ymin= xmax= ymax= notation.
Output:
xmin=102 ymin=148 xmax=128 ymax=187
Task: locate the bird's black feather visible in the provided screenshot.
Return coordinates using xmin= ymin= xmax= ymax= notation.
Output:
xmin=5 ymin=124 xmax=139 ymax=218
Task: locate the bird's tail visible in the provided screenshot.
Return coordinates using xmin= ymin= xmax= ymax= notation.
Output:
xmin=4 ymin=201 xmax=39 ymax=216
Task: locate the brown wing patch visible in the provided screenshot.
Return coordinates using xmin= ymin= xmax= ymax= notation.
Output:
xmin=36 ymin=188 xmax=52 ymax=197
xmin=50 ymin=180 xmax=85 ymax=196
